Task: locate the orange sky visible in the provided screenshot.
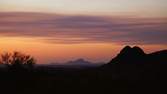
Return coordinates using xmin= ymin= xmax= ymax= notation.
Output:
xmin=0 ymin=37 xmax=119 ymax=63
xmin=0 ymin=37 xmax=166 ymax=64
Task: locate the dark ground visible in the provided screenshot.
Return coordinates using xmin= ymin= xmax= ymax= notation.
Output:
xmin=0 ymin=63 xmax=167 ymax=94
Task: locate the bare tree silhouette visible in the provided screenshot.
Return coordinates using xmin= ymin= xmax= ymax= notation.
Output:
xmin=0 ymin=52 xmax=36 ymax=71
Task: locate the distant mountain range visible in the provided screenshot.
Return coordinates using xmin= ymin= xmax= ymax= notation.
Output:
xmin=39 ymin=58 xmax=103 ymax=69
xmin=65 ymin=58 xmax=103 ymax=67
xmin=66 ymin=58 xmax=93 ymax=65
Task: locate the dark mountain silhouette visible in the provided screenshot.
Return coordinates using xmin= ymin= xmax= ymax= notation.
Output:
xmin=101 ymin=46 xmax=167 ymax=80
xmin=105 ymin=46 xmax=167 ymax=65
xmin=109 ymin=46 xmax=146 ymax=64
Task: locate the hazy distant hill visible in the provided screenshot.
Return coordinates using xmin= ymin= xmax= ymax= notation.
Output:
xmin=37 ymin=59 xmax=103 ymax=70
xmin=66 ymin=58 xmax=92 ymax=65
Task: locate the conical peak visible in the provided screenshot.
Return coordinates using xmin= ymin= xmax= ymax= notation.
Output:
xmin=120 ymin=46 xmax=132 ymax=54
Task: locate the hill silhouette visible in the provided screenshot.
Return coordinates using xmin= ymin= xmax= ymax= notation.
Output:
xmin=109 ymin=46 xmax=146 ymax=64
xmin=101 ymin=46 xmax=167 ymax=80
xmin=105 ymin=46 xmax=167 ymax=65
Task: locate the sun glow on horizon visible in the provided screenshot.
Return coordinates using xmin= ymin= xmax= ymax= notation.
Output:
xmin=0 ymin=37 xmax=120 ymax=63
xmin=0 ymin=37 xmax=166 ymax=64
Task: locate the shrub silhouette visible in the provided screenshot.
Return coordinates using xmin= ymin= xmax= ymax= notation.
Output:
xmin=0 ymin=52 xmax=36 ymax=71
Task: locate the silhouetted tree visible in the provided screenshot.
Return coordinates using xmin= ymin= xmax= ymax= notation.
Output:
xmin=0 ymin=52 xmax=36 ymax=71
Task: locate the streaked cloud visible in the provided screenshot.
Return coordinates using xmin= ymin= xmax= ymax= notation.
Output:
xmin=0 ymin=12 xmax=167 ymax=45
xmin=1 ymin=0 xmax=167 ymax=17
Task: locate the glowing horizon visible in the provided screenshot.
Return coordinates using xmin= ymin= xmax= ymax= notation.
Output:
xmin=0 ymin=36 xmax=166 ymax=64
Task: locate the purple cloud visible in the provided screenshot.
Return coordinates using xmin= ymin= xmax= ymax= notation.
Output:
xmin=0 ymin=12 xmax=166 ymax=45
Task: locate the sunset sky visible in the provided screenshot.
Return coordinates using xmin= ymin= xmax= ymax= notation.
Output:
xmin=0 ymin=0 xmax=166 ymax=64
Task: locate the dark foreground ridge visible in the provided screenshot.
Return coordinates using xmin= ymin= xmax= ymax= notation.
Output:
xmin=0 ymin=46 xmax=167 ymax=94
